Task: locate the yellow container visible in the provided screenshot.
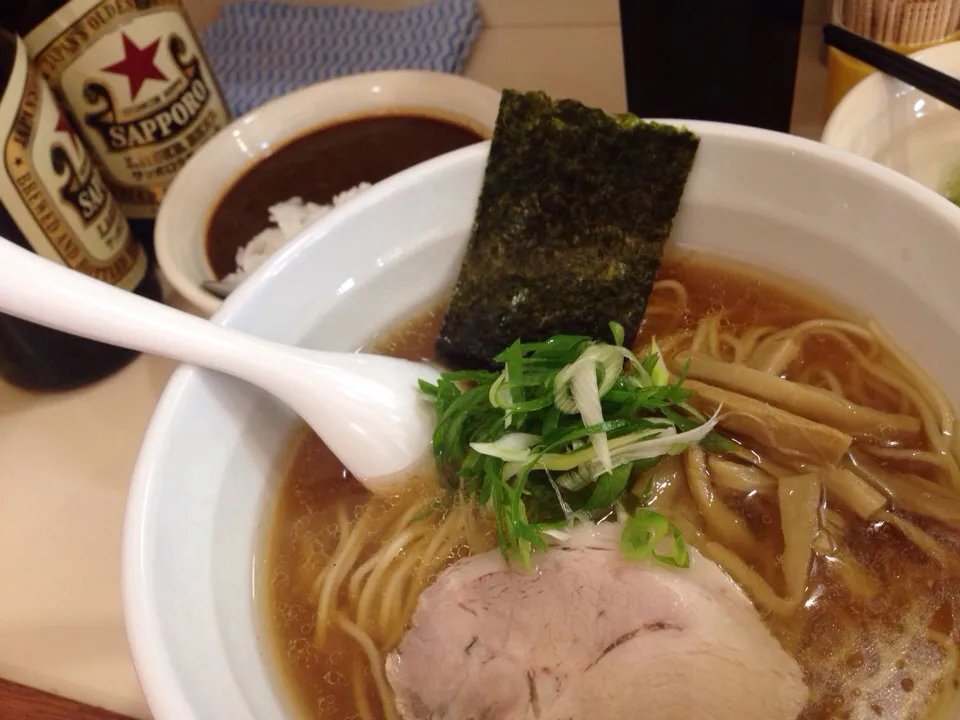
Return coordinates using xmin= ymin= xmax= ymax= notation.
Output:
xmin=824 ymin=32 xmax=960 ymax=118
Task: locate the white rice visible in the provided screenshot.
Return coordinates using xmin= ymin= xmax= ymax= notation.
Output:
xmin=219 ymin=183 xmax=371 ymax=290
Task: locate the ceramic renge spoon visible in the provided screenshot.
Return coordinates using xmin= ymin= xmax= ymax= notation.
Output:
xmin=0 ymin=239 xmax=441 ymax=490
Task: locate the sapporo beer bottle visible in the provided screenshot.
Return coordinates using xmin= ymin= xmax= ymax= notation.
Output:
xmin=0 ymin=29 xmax=162 ymax=390
xmin=4 ymin=0 xmax=232 ymax=252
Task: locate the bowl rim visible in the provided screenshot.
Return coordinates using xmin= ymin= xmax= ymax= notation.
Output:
xmin=154 ymin=69 xmax=502 ymax=316
xmin=821 ymin=40 xmax=960 ymax=147
xmin=124 ymin=120 xmax=960 ymax=720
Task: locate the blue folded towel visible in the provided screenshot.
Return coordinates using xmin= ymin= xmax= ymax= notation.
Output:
xmin=201 ymin=0 xmax=483 ymax=116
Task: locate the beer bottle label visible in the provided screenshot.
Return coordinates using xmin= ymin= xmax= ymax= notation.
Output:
xmin=23 ymin=0 xmax=231 ymax=218
xmin=0 ymin=37 xmax=145 ymax=291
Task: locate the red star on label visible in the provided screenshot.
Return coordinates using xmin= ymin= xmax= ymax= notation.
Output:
xmin=101 ymin=33 xmax=167 ymax=101
xmin=54 ymin=109 xmax=79 ymax=151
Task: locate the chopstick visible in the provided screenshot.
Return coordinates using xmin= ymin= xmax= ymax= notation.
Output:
xmin=823 ymin=23 xmax=960 ymax=110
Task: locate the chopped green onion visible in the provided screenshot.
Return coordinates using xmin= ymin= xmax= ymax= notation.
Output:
xmin=571 ymin=356 xmax=612 ymax=472
xmin=554 ymin=345 xmax=626 ymax=411
xmin=470 ymin=433 xmax=540 ymax=462
xmin=488 ymin=371 xmax=513 ymax=409
xmin=584 ymin=462 xmax=634 ymax=510
xmin=648 ymin=337 xmax=670 ymax=386
xmin=609 ymin=320 xmax=626 ymax=347
xmin=421 ymin=322 xmax=723 ymax=568
xmin=621 ymin=508 xmax=690 ymax=568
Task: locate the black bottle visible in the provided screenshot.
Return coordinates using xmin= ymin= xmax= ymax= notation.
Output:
xmin=0 ymin=29 xmax=162 ymax=390
xmin=3 ymin=0 xmax=232 ymax=255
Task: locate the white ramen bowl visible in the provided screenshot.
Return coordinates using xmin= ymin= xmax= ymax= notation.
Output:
xmin=155 ymin=70 xmax=501 ymax=316
xmin=822 ymin=41 xmax=960 ymax=199
xmin=125 ymin=125 xmax=960 ymax=719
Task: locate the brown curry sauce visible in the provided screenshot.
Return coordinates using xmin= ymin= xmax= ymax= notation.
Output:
xmin=205 ymin=114 xmax=486 ymax=278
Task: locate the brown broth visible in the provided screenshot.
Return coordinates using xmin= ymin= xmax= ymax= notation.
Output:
xmin=206 ymin=115 xmax=486 ymax=279
xmin=260 ymin=252 xmax=960 ymax=720
xmin=642 ymin=254 xmax=960 ymax=718
xmin=261 ymin=305 xmax=443 ymax=718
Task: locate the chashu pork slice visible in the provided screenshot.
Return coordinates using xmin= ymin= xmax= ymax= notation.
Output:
xmin=386 ymin=522 xmax=807 ymax=720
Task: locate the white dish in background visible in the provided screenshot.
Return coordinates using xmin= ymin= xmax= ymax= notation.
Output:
xmin=822 ymin=41 xmax=960 ymax=200
xmin=155 ymin=70 xmax=501 ymax=316
xmin=125 ymin=127 xmax=960 ymax=720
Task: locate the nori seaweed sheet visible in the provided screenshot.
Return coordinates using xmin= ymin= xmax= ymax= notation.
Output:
xmin=435 ymin=89 xmax=700 ymax=370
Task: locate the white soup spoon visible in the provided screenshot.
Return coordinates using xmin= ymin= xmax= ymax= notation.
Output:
xmin=0 ymin=239 xmax=441 ymax=491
